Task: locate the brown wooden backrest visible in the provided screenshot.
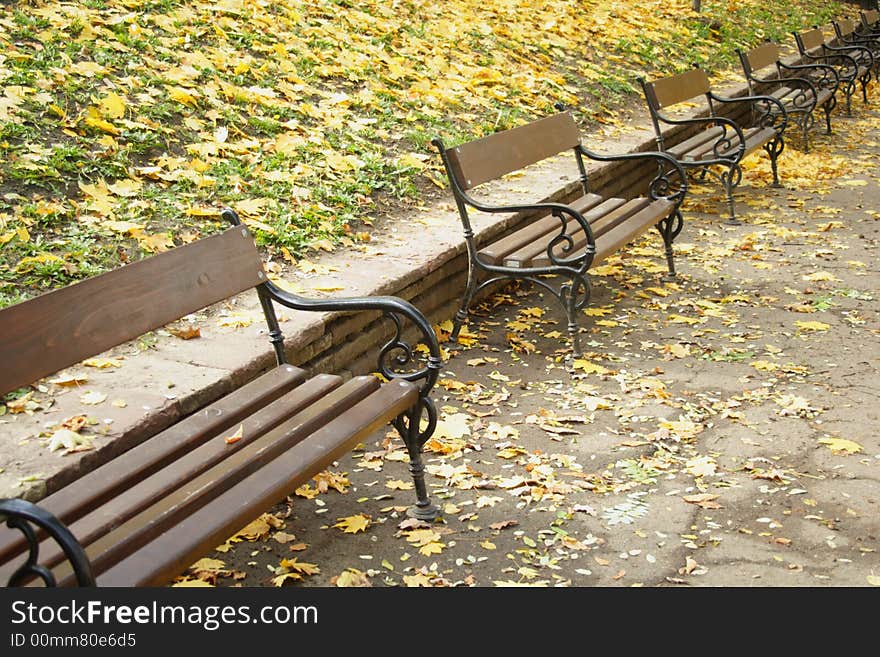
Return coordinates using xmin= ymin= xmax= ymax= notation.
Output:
xmin=835 ymin=18 xmax=856 ymax=38
xmin=743 ymin=42 xmax=780 ymax=73
xmin=863 ymin=9 xmax=879 ymax=27
xmin=643 ymin=68 xmax=711 ymax=110
xmin=442 ymin=112 xmax=581 ymax=191
xmin=0 ymin=226 xmax=266 ymax=396
xmin=797 ymin=28 xmax=825 ymax=52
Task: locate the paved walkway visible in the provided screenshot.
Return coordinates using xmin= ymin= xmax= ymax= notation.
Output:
xmin=191 ymin=104 xmax=879 ymax=587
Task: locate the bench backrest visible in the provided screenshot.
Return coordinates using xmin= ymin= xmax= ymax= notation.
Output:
xmin=834 ymin=18 xmax=856 ymax=38
xmin=796 ymin=27 xmax=825 ymax=53
xmin=441 ymin=111 xmax=581 ymax=191
xmin=862 ymin=9 xmax=879 ymax=29
xmin=0 ymin=226 xmax=265 ymax=396
xmin=642 ymin=68 xmax=711 ymax=110
xmin=741 ymin=42 xmax=780 ymax=75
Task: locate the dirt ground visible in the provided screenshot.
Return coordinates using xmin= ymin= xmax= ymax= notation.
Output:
xmin=193 ymin=106 xmax=880 ymax=589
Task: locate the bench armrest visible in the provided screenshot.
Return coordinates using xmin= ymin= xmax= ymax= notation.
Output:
xmin=777 ymin=60 xmax=841 ymax=92
xmin=221 ymin=208 xmax=441 ymax=408
xmin=823 ymin=40 xmax=874 ymax=68
xmin=799 ymin=49 xmax=860 ymax=80
xmin=708 ymin=91 xmax=788 ymax=134
xmin=576 ymin=146 xmax=688 ymax=206
xmin=650 ymin=112 xmax=748 ymax=163
xmin=261 ymin=282 xmax=441 ymax=395
xmin=0 ymin=498 xmax=95 ymax=587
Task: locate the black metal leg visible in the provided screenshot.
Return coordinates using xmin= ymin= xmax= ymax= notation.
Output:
xmin=397 ymin=404 xmax=439 ymax=521
xmin=451 ymin=260 xmax=479 ymax=343
xmin=721 ymin=164 xmax=743 ymax=225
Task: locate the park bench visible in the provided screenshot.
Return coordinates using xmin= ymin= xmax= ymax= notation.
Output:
xmin=0 ymin=208 xmax=442 ymax=587
xmin=833 ymin=16 xmax=880 ymax=77
xmin=859 ymin=8 xmax=880 ymax=37
xmin=638 ymin=65 xmax=787 ymax=225
xmin=432 ymin=109 xmax=688 ymax=357
xmin=737 ymin=40 xmax=839 ymax=151
xmin=793 ymin=26 xmax=873 ymax=116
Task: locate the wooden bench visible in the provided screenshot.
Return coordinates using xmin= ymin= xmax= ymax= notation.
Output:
xmin=833 ymin=16 xmax=880 ymax=79
xmin=793 ymin=26 xmax=873 ymax=116
xmin=638 ymin=66 xmax=788 ymax=225
xmin=0 ymin=208 xmax=442 ymax=587
xmin=432 ymin=110 xmax=688 ymax=357
xmin=737 ymin=41 xmax=840 ymax=151
xmin=859 ymin=7 xmax=880 ymax=37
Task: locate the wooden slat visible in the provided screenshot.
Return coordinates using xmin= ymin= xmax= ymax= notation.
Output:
xmin=0 ymin=226 xmax=265 ymax=396
xmin=524 ymin=198 xmax=650 ymax=267
xmin=444 ymin=112 xmax=581 ymax=190
xmin=744 ymin=42 xmax=780 ymax=72
xmin=87 ymin=380 xmax=420 ymax=586
xmin=478 ymin=194 xmax=605 ymax=265
xmin=0 ymin=374 xmax=345 ymax=580
xmin=646 ymin=68 xmax=711 ymax=109
xmin=715 ymin=126 xmax=776 ymax=160
xmin=593 ymin=200 xmax=675 ymax=264
xmin=37 ymin=376 xmax=385 ymax=585
xmin=798 ymin=28 xmax=826 ymax=52
xmin=0 ymin=364 xmax=305 ymax=567
xmin=667 ymin=126 xmax=725 ymax=159
xmin=504 ymin=198 xmax=631 ymax=268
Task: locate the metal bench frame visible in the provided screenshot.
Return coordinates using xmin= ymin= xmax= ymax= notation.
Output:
xmin=793 ymin=27 xmax=873 ymax=116
xmin=639 ymin=65 xmax=788 ymax=226
xmin=737 ymin=40 xmax=839 ymax=151
xmin=433 ymin=110 xmax=688 ymax=357
xmin=0 ymin=208 xmax=442 ymax=587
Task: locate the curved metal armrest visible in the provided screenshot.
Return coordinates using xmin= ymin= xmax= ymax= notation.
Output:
xmin=803 ymin=50 xmax=859 ymax=78
xmin=653 ymin=112 xmax=748 ymax=154
xmin=825 ymin=41 xmax=874 ymax=66
xmin=778 ymin=60 xmax=841 ymax=90
xmin=259 ymin=281 xmax=442 ymax=396
xmin=1 ymin=498 xmax=95 ymax=587
xmin=464 ymin=192 xmax=596 ymax=245
xmin=576 ymin=146 xmax=688 ymax=205
xmin=709 ymin=91 xmax=788 ymax=131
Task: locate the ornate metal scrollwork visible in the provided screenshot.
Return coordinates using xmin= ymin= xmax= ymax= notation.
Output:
xmin=0 ymin=498 xmax=94 ymax=587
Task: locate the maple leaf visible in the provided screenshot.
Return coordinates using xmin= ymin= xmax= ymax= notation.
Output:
xmin=818 ymin=436 xmax=862 ymax=455
xmin=333 ymin=514 xmax=371 ymax=533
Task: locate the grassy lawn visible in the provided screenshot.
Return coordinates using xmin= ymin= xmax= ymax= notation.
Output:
xmin=0 ymin=0 xmax=843 ymax=306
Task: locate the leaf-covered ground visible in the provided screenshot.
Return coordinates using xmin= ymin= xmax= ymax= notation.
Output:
xmin=178 ymin=100 xmax=880 ymax=588
xmin=0 ymin=0 xmax=842 ymax=307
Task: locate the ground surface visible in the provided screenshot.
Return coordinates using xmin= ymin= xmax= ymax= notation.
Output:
xmin=180 ymin=105 xmax=880 ymax=588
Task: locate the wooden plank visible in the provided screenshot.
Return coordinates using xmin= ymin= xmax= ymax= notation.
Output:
xmin=526 ymin=199 xmax=653 ymax=268
xmin=646 ymin=68 xmax=711 ymax=109
xmin=444 ymin=112 xmax=581 ymax=190
xmin=744 ymin=42 xmax=780 ymax=72
xmin=0 ymin=364 xmax=305 ymax=567
xmin=667 ymin=126 xmax=725 ymax=159
xmin=0 ymin=226 xmax=265 ymax=396
xmin=478 ymin=194 xmax=604 ymax=265
xmin=37 ymin=376 xmax=386 ymax=584
xmin=593 ymin=200 xmax=675 ymax=264
xmin=87 ymin=381 xmax=420 ymax=586
xmin=798 ymin=28 xmax=826 ymax=52
xmin=0 ymin=374 xmax=345 ymax=580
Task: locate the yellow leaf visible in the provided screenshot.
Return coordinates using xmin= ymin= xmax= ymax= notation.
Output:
xmin=795 ymin=320 xmax=830 ymax=332
xmin=418 ymin=541 xmax=444 ymax=556
xmin=79 ymin=390 xmax=107 ymax=405
xmin=49 ymin=373 xmax=89 ymax=387
xmin=223 ymin=424 xmax=243 ymax=445
xmin=333 ymin=513 xmax=371 ymax=533
xmin=98 ymin=92 xmax=126 ymax=119
xmin=335 ymin=568 xmax=372 ymax=587
xmin=868 ymin=575 xmax=880 ymax=586
xmin=168 ymin=86 xmax=199 ymax=107
xmin=750 ymin=360 xmax=779 ymax=371
xmin=802 ymin=271 xmax=839 ymax=282
xmin=596 ymin=319 xmax=618 ymax=327
xmin=173 ymin=579 xmax=214 ymax=587
xmin=271 ymin=572 xmax=303 ymax=587
xmin=83 ymin=115 xmax=120 ymax=136
xmin=107 ymin=179 xmax=142 ymax=197
xmin=278 ymin=558 xmax=320 ymax=576
xmin=136 ymin=232 xmax=174 ymax=253
xmin=818 ymin=436 xmax=862 ymax=455
xmin=83 ymin=358 xmax=123 ymax=369
xmin=571 ymin=359 xmax=609 ymax=375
